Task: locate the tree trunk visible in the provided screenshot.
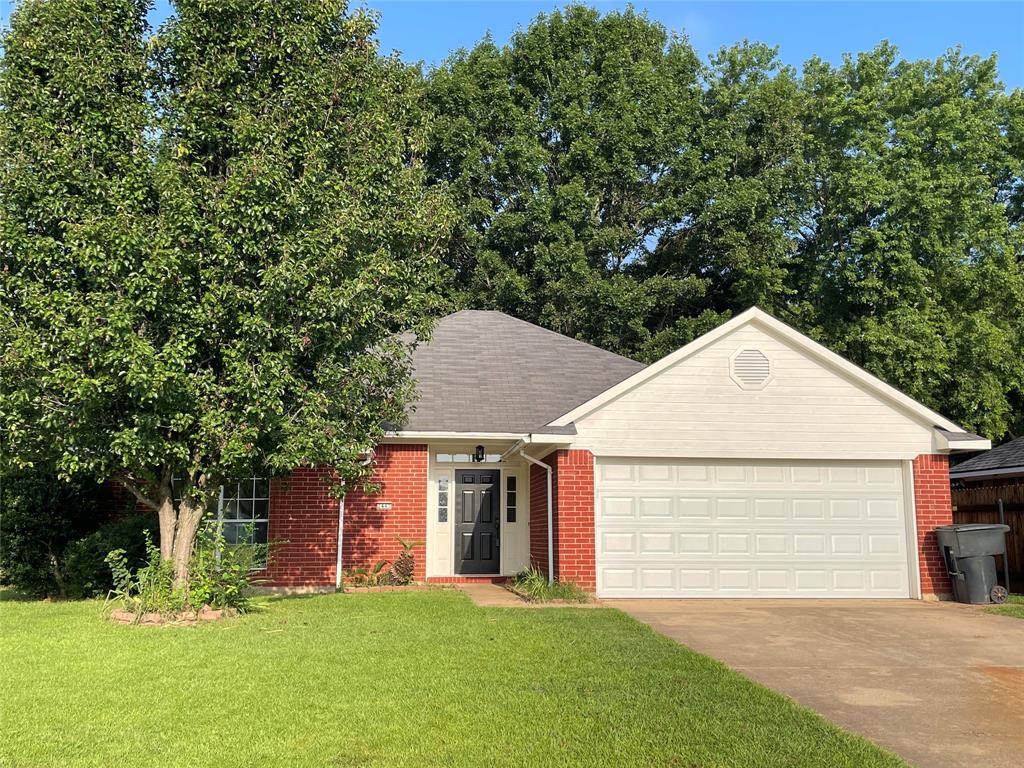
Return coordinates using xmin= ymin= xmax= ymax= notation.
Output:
xmin=171 ymin=494 xmax=205 ymax=591
xmin=156 ymin=484 xmax=176 ymax=561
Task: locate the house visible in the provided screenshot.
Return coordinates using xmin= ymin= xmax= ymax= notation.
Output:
xmin=255 ymin=307 xmax=990 ymax=599
xmin=949 ymin=436 xmax=1024 ymax=588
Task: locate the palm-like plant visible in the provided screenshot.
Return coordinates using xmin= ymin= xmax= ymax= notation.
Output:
xmin=387 ymin=537 xmax=424 ymax=585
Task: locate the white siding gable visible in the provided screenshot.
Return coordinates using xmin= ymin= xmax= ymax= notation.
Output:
xmin=572 ymin=322 xmax=938 ymax=460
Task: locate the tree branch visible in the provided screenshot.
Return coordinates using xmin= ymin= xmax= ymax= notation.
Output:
xmin=116 ymin=476 xmax=160 ymax=512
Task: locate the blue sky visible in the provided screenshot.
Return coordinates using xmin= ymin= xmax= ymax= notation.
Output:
xmin=3 ymin=1 xmax=1022 ymax=88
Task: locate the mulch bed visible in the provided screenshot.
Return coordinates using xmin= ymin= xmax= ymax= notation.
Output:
xmin=109 ymin=605 xmax=238 ymax=626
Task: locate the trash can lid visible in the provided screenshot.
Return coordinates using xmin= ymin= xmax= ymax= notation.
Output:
xmin=936 ymin=523 xmax=1010 ymax=533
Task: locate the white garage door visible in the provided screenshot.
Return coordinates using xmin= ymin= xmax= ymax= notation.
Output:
xmin=595 ymin=459 xmax=912 ymax=598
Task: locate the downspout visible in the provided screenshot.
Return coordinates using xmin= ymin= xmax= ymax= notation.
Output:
xmin=335 ymin=492 xmax=345 ymax=591
xmin=337 ymin=449 xmax=375 ymax=591
xmin=519 ymin=451 xmax=554 ymax=586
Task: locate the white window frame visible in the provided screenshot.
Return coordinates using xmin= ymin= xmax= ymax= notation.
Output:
xmin=216 ymin=477 xmax=270 ymax=550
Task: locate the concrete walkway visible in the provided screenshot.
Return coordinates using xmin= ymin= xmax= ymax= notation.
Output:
xmin=456 ymin=582 xmax=602 ymax=608
xmin=611 ymin=599 xmax=1024 ymax=768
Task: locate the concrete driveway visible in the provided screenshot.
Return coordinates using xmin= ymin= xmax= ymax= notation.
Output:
xmin=610 ymin=599 xmax=1024 ymax=768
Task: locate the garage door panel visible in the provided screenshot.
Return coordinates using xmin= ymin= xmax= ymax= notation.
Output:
xmin=599 ymin=563 xmax=910 ymax=597
xmin=595 ymin=459 xmax=911 ymax=598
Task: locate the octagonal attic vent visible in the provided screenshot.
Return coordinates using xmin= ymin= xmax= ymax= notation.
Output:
xmin=730 ymin=348 xmax=772 ymax=390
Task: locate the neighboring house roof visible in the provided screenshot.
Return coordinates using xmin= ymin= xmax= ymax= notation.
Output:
xmin=399 ymin=310 xmax=646 ymax=434
xmin=950 ymin=436 xmax=1024 ymax=479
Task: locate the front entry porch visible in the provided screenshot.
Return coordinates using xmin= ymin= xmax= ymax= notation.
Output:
xmin=424 ymin=444 xmax=532 ymax=580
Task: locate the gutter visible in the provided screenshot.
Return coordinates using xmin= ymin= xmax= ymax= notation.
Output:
xmin=949 ymin=465 xmax=1024 ymax=481
xmin=518 ymin=450 xmax=554 ymax=586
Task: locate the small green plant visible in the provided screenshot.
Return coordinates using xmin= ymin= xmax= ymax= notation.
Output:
xmin=510 ymin=565 xmax=589 ymax=603
xmin=345 ymin=560 xmax=390 ymax=588
xmin=106 ymin=534 xmax=182 ymax=618
xmin=386 ymin=537 xmax=424 ymax=586
xmin=105 ymin=525 xmax=274 ymax=619
xmin=187 ymin=526 xmax=273 ymax=611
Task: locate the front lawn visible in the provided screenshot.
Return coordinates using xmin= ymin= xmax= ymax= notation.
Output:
xmin=989 ymin=593 xmax=1024 ymax=619
xmin=0 ymin=590 xmax=903 ymax=767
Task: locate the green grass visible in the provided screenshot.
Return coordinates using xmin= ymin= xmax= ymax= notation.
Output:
xmin=988 ymin=593 xmax=1024 ymax=619
xmin=0 ymin=590 xmax=904 ymax=768
xmin=508 ymin=566 xmax=590 ymax=603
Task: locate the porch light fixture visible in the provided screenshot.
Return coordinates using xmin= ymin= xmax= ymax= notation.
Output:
xmin=473 ymin=444 xmax=486 ymax=463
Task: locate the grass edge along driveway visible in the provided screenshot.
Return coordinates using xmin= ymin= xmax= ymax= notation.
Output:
xmin=0 ymin=589 xmax=906 ymax=768
xmin=989 ymin=593 xmax=1024 ymax=619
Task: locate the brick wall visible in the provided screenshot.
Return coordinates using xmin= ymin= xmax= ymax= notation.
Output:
xmin=259 ymin=444 xmax=428 ymax=588
xmin=261 ymin=466 xmax=340 ymax=587
xmin=913 ymin=454 xmax=954 ymax=598
xmin=341 ymin=444 xmax=428 ymax=581
xmin=529 ymin=461 xmax=550 ymax=574
xmin=527 ymin=449 xmax=596 ymax=591
xmin=553 ymin=449 xmax=596 ymax=590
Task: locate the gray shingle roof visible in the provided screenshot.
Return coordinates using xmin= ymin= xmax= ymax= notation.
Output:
xmin=951 ymin=436 xmax=1024 ymax=476
xmin=397 ymin=310 xmax=646 ymax=434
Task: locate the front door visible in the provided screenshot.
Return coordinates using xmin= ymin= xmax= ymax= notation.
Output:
xmin=455 ymin=469 xmax=500 ymax=574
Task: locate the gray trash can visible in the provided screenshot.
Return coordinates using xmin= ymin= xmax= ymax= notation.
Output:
xmin=934 ymin=523 xmax=1010 ymax=604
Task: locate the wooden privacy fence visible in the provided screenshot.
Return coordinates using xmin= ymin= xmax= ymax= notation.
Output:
xmin=951 ymin=483 xmax=1024 ymax=592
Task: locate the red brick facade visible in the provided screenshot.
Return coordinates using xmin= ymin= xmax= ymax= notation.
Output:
xmin=262 ymin=467 xmax=341 ymax=587
xmin=528 ymin=449 xmax=597 ymax=591
xmin=258 ymin=444 xmax=428 ymax=588
xmin=913 ymin=453 xmax=954 ymax=597
xmin=105 ymin=447 xmax=956 ymax=599
xmin=340 ymin=444 xmax=429 ymax=582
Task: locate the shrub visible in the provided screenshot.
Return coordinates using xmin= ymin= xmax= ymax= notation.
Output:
xmin=0 ymin=469 xmax=104 ymax=597
xmin=509 ymin=566 xmax=589 ymax=603
xmin=187 ymin=528 xmax=273 ymax=611
xmin=62 ymin=516 xmax=152 ymax=599
xmin=385 ymin=537 xmax=423 ymax=585
xmin=344 ymin=560 xmax=390 ymax=588
xmin=106 ymin=525 xmax=274 ymax=617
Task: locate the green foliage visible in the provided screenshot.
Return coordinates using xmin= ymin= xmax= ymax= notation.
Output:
xmin=344 ymin=559 xmax=389 ymax=588
xmin=510 ymin=565 xmax=589 ymax=603
xmin=0 ymin=0 xmax=453 ymax=560
xmin=106 ymin=537 xmax=180 ymax=616
xmin=427 ymin=6 xmax=1024 ymax=439
xmin=62 ymin=515 xmax=153 ymax=599
xmin=0 ymin=469 xmax=105 ymax=597
xmin=106 ymin=526 xmax=271 ymax=615
xmin=187 ymin=526 xmax=274 ymax=611
xmin=385 ymin=536 xmax=423 ymax=585
xmin=426 ymin=5 xmax=708 ymax=358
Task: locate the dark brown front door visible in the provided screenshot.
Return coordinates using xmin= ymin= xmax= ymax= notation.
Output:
xmin=455 ymin=469 xmax=500 ymax=574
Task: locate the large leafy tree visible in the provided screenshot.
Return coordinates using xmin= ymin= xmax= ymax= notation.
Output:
xmin=0 ymin=0 xmax=451 ymax=586
xmin=427 ymin=6 xmax=1024 ymax=440
xmin=794 ymin=46 xmax=1024 ymax=439
xmin=425 ymin=5 xmax=708 ymax=358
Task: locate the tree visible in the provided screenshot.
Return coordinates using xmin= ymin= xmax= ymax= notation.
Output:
xmin=425 ymin=5 xmax=708 ymax=358
xmin=0 ymin=0 xmax=452 ymax=588
xmin=795 ymin=45 xmax=1024 ymax=439
xmin=427 ymin=5 xmax=1024 ymax=440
